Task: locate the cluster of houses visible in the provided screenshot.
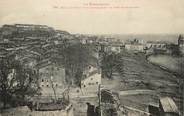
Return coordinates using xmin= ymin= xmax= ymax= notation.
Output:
xmin=1 ymin=24 xmax=183 ymax=115
xmin=75 ymin=34 xmax=184 ymax=56
xmin=125 ymin=39 xmax=145 ymax=52
xmin=36 ymin=60 xmax=102 ymax=97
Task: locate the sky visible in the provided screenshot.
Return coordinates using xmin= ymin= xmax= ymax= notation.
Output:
xmin=0 ymin=0 xmax=184 ymax=34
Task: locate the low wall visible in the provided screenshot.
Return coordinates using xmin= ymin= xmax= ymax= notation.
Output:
xmin=1 ymin=105 xmax=73 ymax=116
xmin=119 ymin=105 xmax=150 ymax=116
xmin=31 ymin=110 xmax=73 ymax=116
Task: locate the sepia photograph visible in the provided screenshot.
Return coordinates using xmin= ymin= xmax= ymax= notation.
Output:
xmin=0 ymin=0 xmax=184 ymax=116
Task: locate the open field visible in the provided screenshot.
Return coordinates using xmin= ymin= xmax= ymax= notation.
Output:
xmin=148 ymin=54 xmax=184 ymax=74
xmin=102 ymin=51 xmax=181 ymax=112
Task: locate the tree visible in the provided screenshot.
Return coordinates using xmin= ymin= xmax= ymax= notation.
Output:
xmin=167 ymin=44 xmax=181 ymax=56
xmin=101 ymin=53 xmax=121 ymax=79
xmin=63 ymin=43 xmax=93 ymax=87
xmin=0 ymin=55 xmax=39 ymax=108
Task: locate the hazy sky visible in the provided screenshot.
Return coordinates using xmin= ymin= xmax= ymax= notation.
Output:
xmin=0 ymin=0 xmax=184 ymax=34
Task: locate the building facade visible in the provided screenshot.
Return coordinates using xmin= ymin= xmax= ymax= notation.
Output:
xmin=125 ymin=39 xmax=145 ymax=52
xmin=81 ymin=65 xmax=101 ymax=95
xmin=38 ymin=64 xmax=66 ymax=97
xmin=125 ymin=43 xmax=144 ymax=52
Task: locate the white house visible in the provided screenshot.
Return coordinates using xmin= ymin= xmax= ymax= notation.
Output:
xmin=81 ymin=72 xmax=101 ymax=94
xmin=146 ymin=41 xmax=167 ymax=50
xmin=125 ymin=43 xmax=144 ymax=52
xmin=125 ymin=39 xmax=145 ymax=52
xmin=39 ymin=65 xmax=65 ymax=88
xmin=81 ymin=65 xmax=101 ymax=95
xmin=38 ymin=64 xmax=66 ymax=97
xmin=110 ymin=43 xmax=123 ymax=53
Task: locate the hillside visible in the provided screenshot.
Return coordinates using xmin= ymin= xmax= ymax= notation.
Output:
xmin=0 ymin=24 xmax=76 ymax=67
xmin=102 ymin=51 xmax=181 ymax=111
xmin=0 ymin=24 xmax=98 ymax=88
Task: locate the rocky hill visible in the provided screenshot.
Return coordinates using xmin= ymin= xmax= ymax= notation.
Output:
xmin=0 ymin=24 xmax=77 ymax=68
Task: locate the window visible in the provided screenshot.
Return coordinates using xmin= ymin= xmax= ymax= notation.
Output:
xmin=91 ymin=78 xmax=93 ymax=80
xmin=42 ymin=79 xmax=44 ymax=82
xmin=96 ymin=82 xmax=98 ymax=84
xmin=47 ymin=85 xmax=49 ymax=87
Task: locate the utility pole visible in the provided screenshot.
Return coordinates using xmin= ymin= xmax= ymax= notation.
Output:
xmin=182 ymin=58 xmax=184 ymax=116
xmin=50 ymin=75 xmax=57 ymax=102
xmin=98 ymin=84 xmax=103 ymax=116
xmin=50 ymin=67 xmax=57 ymax=103
xmin=182 ymin=79 xmax=184 ymax=116
xmin=179 ymin=54 xmax=184 ymax=116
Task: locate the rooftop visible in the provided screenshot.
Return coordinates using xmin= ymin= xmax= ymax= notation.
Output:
xmin=159 ymin=97 xmax=179 ymax=113
xmin=147 ymin=41 xmax=171 ymax=44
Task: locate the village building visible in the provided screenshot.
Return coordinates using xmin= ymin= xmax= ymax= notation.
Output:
xmin=97 ymin=38 xmax=108 ymax=45
xmin=97 ymin=42 xmax=123 ymax=54
xmin=125 ymin=43 xmax=144 ymax=52
xmin=109 ymin=42 xmax=123 ymax=53
xmin=80 ymin=65 xmax=101 ymax=95
xmin=145 ymin=41 xmax=168 ymax=54
xmin=39 ymin=65 xmax=65 ymax=87
xmin=146 ymin=41 xmax=167 ymax=50
xmin=37 ymin=63 xmax=66 ymax=97
xmin=81 ymin=72 xmax=101 ymax=95
xmin=145 ymin=40 xmax=180 ymax=55
xmin=99 ymin=44 xmax=111 ymax=53
xmin=86 ymin=39 xmax=94 ymax=44
xmin=80 ymin=38 xmax=88 ymax=44
xmin=76 ymin=35 xmax=88 ymax=44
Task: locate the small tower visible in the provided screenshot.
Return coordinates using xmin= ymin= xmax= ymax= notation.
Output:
xmin=178 ymin=35 xmax=184 ymax=54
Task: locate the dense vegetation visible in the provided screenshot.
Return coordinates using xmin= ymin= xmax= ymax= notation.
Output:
xmin=0 ymin=55 xmax=40 ymax=108
xmin=101 ymin=52 xmax=123 ymax=79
